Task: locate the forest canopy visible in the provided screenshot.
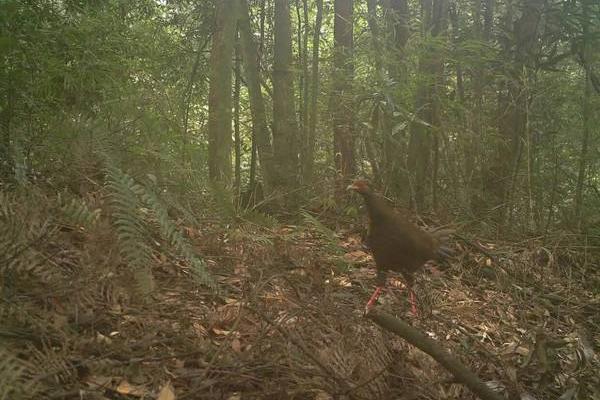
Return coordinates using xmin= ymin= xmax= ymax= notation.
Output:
xmin=1 ymin=0 xmax=598 ymax=232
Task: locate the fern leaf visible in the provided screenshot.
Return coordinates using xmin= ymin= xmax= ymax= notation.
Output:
xmin=105 ymin=163 xmax=156 ymax=298
xmin=301 ymin=211 xmax=344 ymax=255
xmin=139 ymin=188 xmax=216 ymax=289
xmin=0 ymin=347 xmax=40 ymax=400
xmin=102 ymin=159 xmax=216 ymax=291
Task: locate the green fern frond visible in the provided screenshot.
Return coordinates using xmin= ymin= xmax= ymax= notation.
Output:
xmin=139 ymin=186 xmax=216 ymax=289
xmin=301 ymin=211 xmax=344 ymax=255
xmin=230 ymin=225 xmax=274 ymax=247
xmin=102 ymin=159 xmax=216 ymax=291
xmin=0 ymin=347 xmax=40 ymax=400
xmin=28 ymin=346 xmax=74 ymax=389
xmin=241 ymin=209 xmax=279 ymax=228
xmin=104 ymin=163 xmax=156 ymax=298
xmin=60 ymin=197 xmax=101 ymax=229
xmin=210 ymin=183 xmax=236 ymax=219
xmin=0 ymin=191 xmax=53 ymax=280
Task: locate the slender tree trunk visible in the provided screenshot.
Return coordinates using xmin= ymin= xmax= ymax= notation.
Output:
xmin=483 ymin=0 xmax=494 ymax=39
xmin=273 ymin=0 xmax=300 ymax=191
xmin=407 ymin=0 xmax=448 ymax=211
xmin=0 ymin=74 xmax=14 ymax=181
xmin=366 ymin=0 xmax=388 ymax=185
xmin=366 ymin=104 xmax=382 ymax=184
xmin=491 ymin=0 xmax=543 ymax=226
xmin=366 ymin=0 xmax=384 ymax=76
xmin=295 ymin=0 xmax=303 ymax=122
xmin=544 ymin=135 xmax=559 ymax=233
xmin=238 ymin=0 xmax=275 ymax=189
xmin=249 ymin=0 xmax=267 ymax=191
xmin=366 ymin=0 xmax=410 ymax=197
xmin=182 ymin=38 xmax=209 ymax=164
xmin=299 ymin=0 xmax=310 ymax=183
xmin=448 ymin=2 xmax=470 ymax=211
xmin=304 ymin=0 xmax=323 ymax=184
xmin=332 ymin=0 xmax=355 ymax=194
xmin=469 ymin=0 xmax=484 ymax=215
xmin=575 ymin=0 xmax=593 ymax=225
xmin=208 ymin=0 xmax=238 ymax=185
xmin=385 ymin=0 xmax=409 ymax=80
xmin=234 ymin=34 xmax=242 ymax=202
xmin=386 ymin=0 xmax=409 ymax=194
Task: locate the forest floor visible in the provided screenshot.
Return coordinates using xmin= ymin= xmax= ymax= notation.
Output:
xmin=2 ymin=206 xmax=600 ymax=400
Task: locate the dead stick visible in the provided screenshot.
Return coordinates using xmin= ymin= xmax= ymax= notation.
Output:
xmin=366 ymin=309 xmax=503 ymax=400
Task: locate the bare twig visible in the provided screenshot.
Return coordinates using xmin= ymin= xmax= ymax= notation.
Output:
xmin=366 ymin=309 xmax=504 ymax=400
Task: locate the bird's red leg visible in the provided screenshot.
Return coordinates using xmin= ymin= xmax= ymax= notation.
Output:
xmin=408 ymin=288 xmax=418 ymax=316
xmin=365 ymin=286 xmax=384 ymax=313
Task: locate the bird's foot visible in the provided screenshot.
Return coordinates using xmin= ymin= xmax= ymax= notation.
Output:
xmin=409 ymin=289 xmax=419 ymax=317
xmin=364 ymin=286 xmax=383 ymax=315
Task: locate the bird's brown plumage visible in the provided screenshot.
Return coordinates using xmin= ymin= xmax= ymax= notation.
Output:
xmin=348 ymin=179 xmax=452 ymax=312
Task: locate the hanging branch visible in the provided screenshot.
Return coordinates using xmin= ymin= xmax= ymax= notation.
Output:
xmin=366 ymin=309 xmax=504 ymax=400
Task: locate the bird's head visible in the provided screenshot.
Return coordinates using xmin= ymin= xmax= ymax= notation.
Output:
xmin=347 ymin=179 xmax=372 ymax=195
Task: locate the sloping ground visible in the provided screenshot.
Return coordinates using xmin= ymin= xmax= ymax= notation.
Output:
xmin=1 ymin=199 xmax=599 ymax=400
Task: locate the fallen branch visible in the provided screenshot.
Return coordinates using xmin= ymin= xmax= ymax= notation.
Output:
xmin=454 ymin=233 xmax=497 ymax=261
xmin=366 ymin=309 xmax=504 ymax=400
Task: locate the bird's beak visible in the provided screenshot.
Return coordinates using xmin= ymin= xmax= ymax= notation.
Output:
xmin=347 ymin=184 xmax=358 ymax=191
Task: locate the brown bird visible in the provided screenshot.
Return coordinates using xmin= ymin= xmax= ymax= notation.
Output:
xmin=347 ymin=179 xmax=452 ymax=315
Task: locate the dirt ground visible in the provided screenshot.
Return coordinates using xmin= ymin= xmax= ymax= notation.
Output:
xmin=2 ymin=213 xmax=599 ymax=399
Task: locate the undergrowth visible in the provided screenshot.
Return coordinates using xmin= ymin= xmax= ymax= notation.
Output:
xmin=1 ymin=160 xmax=599 ymax=399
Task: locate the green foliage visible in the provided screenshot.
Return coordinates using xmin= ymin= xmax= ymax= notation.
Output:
xmin=241 ymin=209 xmax=280 ymax=229
xmin=105 ymin=162 xmax=156 ymax=298
xmin=59 ymin=196 xmax=101 ymax=229
xmin=0 ymin=347 xmax=39 ymax=400
xmin=138 ymin=177 xmax=217 ymax=289
xmin=1 ymin=0 xmax=598 ymax=238
xmin=301 ymin=211 xmax=344 ymax=256
xmin=0 ymin=190 xmax=55 ymax=282
xmin=210 ymin=183 xmax=237 ymax=220
xmin=104 ymin=159 xmax=216 ymax=293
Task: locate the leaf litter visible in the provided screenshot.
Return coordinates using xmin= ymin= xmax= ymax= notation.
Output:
xmin=2 ymin=214 xmax=599 ymax=399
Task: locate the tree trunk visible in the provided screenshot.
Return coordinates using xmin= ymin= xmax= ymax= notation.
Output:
xmin=365 ymin=0 xmax=389 ymax=185
xmin=238 ymin=0 xmax=275 ymax=189
xmin=207 ymin=0 xmax=238 ymax=185
xmin=304 ymin=0 xmax=323 ymax=184
xmin=468 ymin=0 xmax=484 ymax=215
xmin=490 ymin=0 xmax=543 ymax=226
xmin=273 ymin=0 xmax=300 ymax=190
xmin=575 ymin=0 xmax=593 ymax=225
xmin=385 ymin=0 xmax=409 ymax=80
xmin=234 ymin=34 xmax=242 ymax=202
xmin=332 ymin=0 xmax=355 ymax=194
xmin=366 ymin=0 xmax=410 ymax=197
xmin=0 ymin=75 xmax=14 ymax=181
xmin=448 ymin=3 xmax=466 ymax=208
xmin=299 ymin=0 xmax=310 ymax=184
xmin=406 ymin=0 xmax=448 ymax=211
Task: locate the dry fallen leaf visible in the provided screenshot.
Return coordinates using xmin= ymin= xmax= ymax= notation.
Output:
xmin=314 ymin=390 xmax=333 ymax=400
xmin=117 ymin=380 xmax=146 ymax=397
xmin=344 ymin=250 xmax=370 ymax=263
xmin=96 ymin=333 xmax=112 ymax=344
xmin=156 ymin=381 xmax=176 ymax=400
xmin=212 ymin=328 xmax=232 ymax=336
xmin=85 ymin=375 xmax=112 ymax=388
xmin=231 ymin=338 xmax=242 ymax=353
